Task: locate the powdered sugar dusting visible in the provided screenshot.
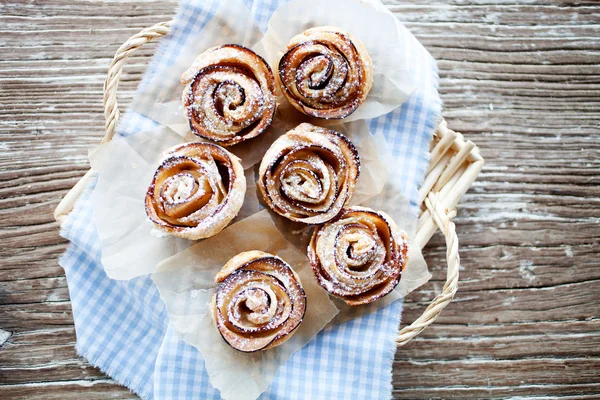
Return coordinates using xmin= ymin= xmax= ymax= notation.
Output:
xmin=213 ymin=254 xmax=306 ymax=352
xmin=183 ymin=45 xmax=277 ymax=146
xmin=308 ymin=207 xmax=408 ymax=305
xmin=279 ymin=28 xmax=372 ymax=119
xmin=259 ymin=123 xmax=360 ymax=224
xmin=145 ymin=143 xmax=246 ymax=240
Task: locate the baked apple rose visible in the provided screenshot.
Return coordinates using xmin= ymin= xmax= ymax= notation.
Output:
xmin=278 ymin=26 xmax=373 ymax=119
xmin=308 ymin=206 xmax=409 ymax=306
xmin=145 ymin=142 xmax=245 ymax=240
xmin=211 ymin=251 xmax=307 ymax=352
xmin=258 ymin=123 xmax=360 ymax=224
xmin=181 ymin=44 xmax=277 ymax=146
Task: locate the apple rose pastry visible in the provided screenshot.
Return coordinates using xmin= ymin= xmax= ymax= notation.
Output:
xmin=258 ymin=123 xmax=360 ymax=224
xmin=308 ymin=207 xmax=409 ymax=306
xmin=211 ymin=251 xmax=307 ymax=352
xmin=181 ymin=44 xmax=277 ymax=146
xmin=278 ymin=26 xmax=374 ymax=119
xmin=145 ymin=142 xmax=245 ymax=240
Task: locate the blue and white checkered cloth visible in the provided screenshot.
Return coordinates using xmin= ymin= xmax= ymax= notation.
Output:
xmin=60 ymin=0 xmax=440 ymax=398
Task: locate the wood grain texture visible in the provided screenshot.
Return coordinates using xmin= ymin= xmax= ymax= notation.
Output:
xmin=1 ymin=0 xmax=599 ymax=398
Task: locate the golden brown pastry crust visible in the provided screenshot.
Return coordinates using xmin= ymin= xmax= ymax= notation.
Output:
xmin=182 ymin=44 xmax=277 ymax=146
xmin=145 ymin=142 xmax=245 ymax=240
xmin=278 ymin=26 xmax=373 ymax=119
xmin=307 ymin=206 xmax=409 ymax=306
xmin=211 ymin=251 xmax=307 ymax=352
xmin=258 ymin=122 xmax=360 ymax=224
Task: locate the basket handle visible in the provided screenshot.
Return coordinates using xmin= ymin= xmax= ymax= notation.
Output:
xmin=103 ymin=22 xmax=171 ymax=143
xmin=396 ymin=192 xmax=459 ymax=346
xmin=53 ymin=22 xmax=171 ymax=224
xmin=54 ymin=21 xmax=463 ymax=348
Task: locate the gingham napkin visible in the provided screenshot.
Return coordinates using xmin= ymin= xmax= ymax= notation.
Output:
xmin=59 ymin=0 xmax=441 ymax=398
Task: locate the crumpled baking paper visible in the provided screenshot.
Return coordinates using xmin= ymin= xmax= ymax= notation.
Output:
xmin=152 ymin=210 xmax=338 ymax=400
xmin=131 ymin=0 xmax=415 ymax=161
xmin=89 ymin=119 xmax=386 ymax=280
xmin=87 ymin=0 xmax=429 ymax=398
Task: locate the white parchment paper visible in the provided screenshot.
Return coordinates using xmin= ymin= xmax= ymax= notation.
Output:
xmin=89 ymin=126 xmax=262 ymax=280
xmin=258 ymin=118 xmax=430 ymax=324
xmin=130 ymin=0 xmax=271 ymax=168
xmin=255 ymin=0 xmax=415 ymax=122
xmin=132 ymin=0 xmax=415 ymax=151
xmin=87 ymin=0 xmax=431 ymax=397
xmin=89 ymin=120 xmax=385 ymax=280
xmin=152 ymin=211 xmax=338 ymax=400
xmin=331 ymin=140 xmax=431 ymax=322
xmin=90 ymin=127 xmax=190 ymax=280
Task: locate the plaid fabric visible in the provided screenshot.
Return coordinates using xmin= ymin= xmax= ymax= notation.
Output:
xmin=59 ymin=0 xmax=441 ymax=398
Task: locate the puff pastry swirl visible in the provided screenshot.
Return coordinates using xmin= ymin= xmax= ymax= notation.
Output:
xmin=278 ymin=26 xmax=373 ymax=119
xmin=307 ymin=206 xmax=409 ymax=306
xmin=258 ymin=123 xmax=360 ymax=224
xmin=211 ymin=251 xmax=307 ymax=352
xmin=145 ymin=142 xmax=245 ymax=240
xmin=182 ymin=44 xmax=277 ymax=146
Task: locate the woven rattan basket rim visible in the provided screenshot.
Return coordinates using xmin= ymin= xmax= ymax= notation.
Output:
xmin=53 ymin=20 xmax=484 ymax=348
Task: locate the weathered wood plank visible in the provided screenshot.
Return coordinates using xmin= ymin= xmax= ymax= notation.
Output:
xmin=393 ymin=384 xmax=600 ymax=399
xmin=0 ymin=380 xmax=136 ymax=400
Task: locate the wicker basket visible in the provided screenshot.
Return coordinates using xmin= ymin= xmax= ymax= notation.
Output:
xmin=53 ymin=21 xmax=484 ymax=347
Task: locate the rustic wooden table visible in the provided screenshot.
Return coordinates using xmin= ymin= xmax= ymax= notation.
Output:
xmin=1 ymin=1 xmax=599 ymax=398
